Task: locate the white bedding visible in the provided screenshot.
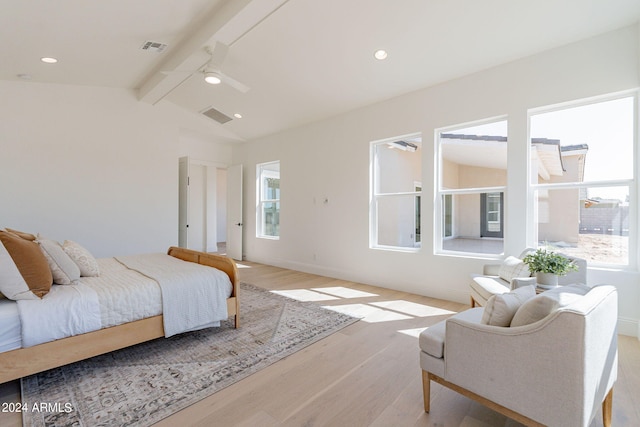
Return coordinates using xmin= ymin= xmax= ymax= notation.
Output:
xmin=0 ymin=299 xmax=21 ymax=352
xmin=12 ymin=253 xmax=232 ymax=349
xmin=16 ymin=284 xmax=101 ymax=347
xmin=81 ymin=257 xmax=162 ymax=328
xmin=116 ymin=253 xmax=231 ymax=337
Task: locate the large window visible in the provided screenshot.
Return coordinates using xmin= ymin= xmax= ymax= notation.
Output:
xmin=529 ymin=95 xmax=635 ymax=266
xmin=436 ymin=119 xmax=508 ymax=255
xmin=257 ymin=161 xmax=280 ymax=239
xmin=370 ymin=134 xmax=422 ymax=250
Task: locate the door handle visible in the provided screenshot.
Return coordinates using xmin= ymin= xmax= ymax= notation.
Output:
xmin=236 ymin=223 xmax=243 ymax=226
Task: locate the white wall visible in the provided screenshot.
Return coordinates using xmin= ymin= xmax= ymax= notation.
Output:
xmin=0 ymin=80 xmax=232 ymax=257
xmin=235 ymin=25 xmax=640 ymax=337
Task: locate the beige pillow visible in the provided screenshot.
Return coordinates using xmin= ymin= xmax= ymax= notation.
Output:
xmin=481 ymin=285 xmax=536 ymax=327
xmin=0 ymin=231 xmax=52 ymax=299
xmin=498 ymin=256 xmax=531 ymax=284
xmin=62 ymin=240 xmax=100 ymax=277
xmin=510 ymin=284 xmax=591 ymax=327
xmin=38 ymin=238 xmax=81 ymax=285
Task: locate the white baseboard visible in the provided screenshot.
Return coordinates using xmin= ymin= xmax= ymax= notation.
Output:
xmin=618 ymin=317 xmax=640 ymax=338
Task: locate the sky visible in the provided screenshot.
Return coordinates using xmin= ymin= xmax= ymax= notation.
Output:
xmin=450 ymin=96 xmax=635 ymax=201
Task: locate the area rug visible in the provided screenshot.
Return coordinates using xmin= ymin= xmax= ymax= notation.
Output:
xmin=21 ymin=282 xmax=358 ymax=427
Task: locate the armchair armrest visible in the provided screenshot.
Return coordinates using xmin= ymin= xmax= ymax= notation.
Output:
xmin=511 ymin=277 xmax=536 ymax=289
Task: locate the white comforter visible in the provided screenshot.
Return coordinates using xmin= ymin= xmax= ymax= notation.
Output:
xmin=16 ymin=253 xmax=232 ymax=347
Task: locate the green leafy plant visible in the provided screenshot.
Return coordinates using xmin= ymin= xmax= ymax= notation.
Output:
xmin=522 ymin=248 xmax=579 ymax=276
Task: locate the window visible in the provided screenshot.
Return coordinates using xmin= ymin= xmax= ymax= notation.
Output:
xmin=436 ymin=119 xmax=508 ymax=255
xmin=529 ymin=95 xmax=635 ymax=266
xmin=257 ymin=161 xmax=280 ymax=238
xmin=370 ymin=134 xmax=422 ymax=250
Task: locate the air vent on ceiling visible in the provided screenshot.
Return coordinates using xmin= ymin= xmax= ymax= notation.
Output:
xmin=201 ymin=107 xmax=233 ymax=124
xmin=140 ymin=41 xmax=168 ymax=53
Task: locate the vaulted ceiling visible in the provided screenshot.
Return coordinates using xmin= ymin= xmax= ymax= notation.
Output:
xmin=2 ymin=0 xmax=640 ymax=143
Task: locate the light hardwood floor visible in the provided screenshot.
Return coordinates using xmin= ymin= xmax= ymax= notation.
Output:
xmin=1 ymin=261 xmax=639 ymax=426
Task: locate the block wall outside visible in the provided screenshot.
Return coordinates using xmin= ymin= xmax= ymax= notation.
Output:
xmin=579 ymin=205 xmax=629 ymax=236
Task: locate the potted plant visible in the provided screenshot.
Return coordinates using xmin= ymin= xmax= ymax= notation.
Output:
xmin=522 ymin=248 xmax=579 ymax=288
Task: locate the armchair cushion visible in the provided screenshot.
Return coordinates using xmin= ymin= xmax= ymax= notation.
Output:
xmin=510 ymin=283 xmax=591 ymax=327
xmin=419 ymin=308 xmax=483 ymax=359
xmin=481 ymin=285 xmax=536 ymax=326
xmin=469 ymin=275 xmax=510 ymax=307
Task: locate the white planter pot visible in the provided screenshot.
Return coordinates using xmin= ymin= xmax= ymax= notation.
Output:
xmin=536 ymin=272 xmax=559 ymax=289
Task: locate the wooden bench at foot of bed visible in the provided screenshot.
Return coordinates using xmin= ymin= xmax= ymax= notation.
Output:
xmin=0 ymin=246 xmax=239 ymax=384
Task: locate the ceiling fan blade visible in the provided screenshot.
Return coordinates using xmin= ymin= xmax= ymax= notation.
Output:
xmin=219 ymin=71 xmax=250 ymax=93
xmin=207 ymin=42 xmax=229 ymax=68
xmin=160 ymin=70 xmax=195 ymax=76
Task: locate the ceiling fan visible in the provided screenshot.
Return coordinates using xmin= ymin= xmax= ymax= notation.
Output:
xmin=162 ymin=43 xmax=250 ymax=93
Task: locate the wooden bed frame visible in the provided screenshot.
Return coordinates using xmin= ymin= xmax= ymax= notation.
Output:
xmin=0 ymin=246 xmax=239 ymax=384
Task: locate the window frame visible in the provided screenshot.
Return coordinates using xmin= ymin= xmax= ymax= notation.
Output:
xmin=256 ymin=160 xmax=280 ymax=240
xmin=435 ymin=117 xmax=508 ymax=257
xmin=527 ymin=91 xmax=638 ymax=269
xmin=369 ymin=133 xmax=422 ymax=251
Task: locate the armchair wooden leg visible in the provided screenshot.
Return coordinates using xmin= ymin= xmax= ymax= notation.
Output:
xmin=470 ymin=296 xmax=476 ymax=308
xmin=422 ymin=370 xmax=431 ymax=412
xmin=603 ymin=388 xmax=613 ymax=427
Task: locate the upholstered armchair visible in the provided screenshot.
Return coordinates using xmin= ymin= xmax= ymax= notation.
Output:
xmin=469 ymin=249 xmax=587 ymax=307
xmin=419 ymin=284 xmax=618 ymax=427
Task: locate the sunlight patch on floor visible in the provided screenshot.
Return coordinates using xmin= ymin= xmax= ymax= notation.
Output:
xmin=271 ymin=289 xmax=339 ymax=302
xmin=397 ymin=326 xmax=429 ymax=338
xmin=323 ymin=303 xmax=412 ymax=323
xmin=273 ymin=288 xmax=457 ymax=325
xmin=311 ymin=287 xmax=378 ymax=299
xmin=370 ymin=300 xmax=455 ymax=317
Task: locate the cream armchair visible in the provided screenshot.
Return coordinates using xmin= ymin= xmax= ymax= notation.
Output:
xmin=469 ymin=249 xmax=587 ymax=307
xmin=419 ymin=284 xmax=618 ymax=427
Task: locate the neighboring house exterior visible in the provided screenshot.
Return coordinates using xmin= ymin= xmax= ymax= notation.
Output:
xmin=532 ymin=140 xmax=588 ymax=244
xmin=441 ymin=135 xmax=589 ymax=245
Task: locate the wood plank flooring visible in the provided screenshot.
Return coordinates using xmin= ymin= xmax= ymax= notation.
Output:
xmin=1 ymin=261 xmax=639 ymax=426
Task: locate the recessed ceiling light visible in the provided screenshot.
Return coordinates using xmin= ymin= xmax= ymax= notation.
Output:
xmin=374 ymin=49 xmax=388 ymax=60
xmin=204 ymin=71 xmax=222 ymax=85
xmin=40 ymin=57 xmax=58 ymax=64
xmin=233 ymin=113 xmax=243 ymax=119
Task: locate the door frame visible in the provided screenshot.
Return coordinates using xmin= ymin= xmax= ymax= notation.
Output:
xmin=480 ymin=192 xmax=504 ymax=238
xmin=178 ymin=158 xmax=231 ymax=253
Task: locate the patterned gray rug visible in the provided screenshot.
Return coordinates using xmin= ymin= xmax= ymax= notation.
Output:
xmin=21 ymin=282 xmax=358 ymax=427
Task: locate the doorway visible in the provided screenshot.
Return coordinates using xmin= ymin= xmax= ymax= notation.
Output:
xmin=480 ymin=192 xmax=504 ymax=238
xmin=178 ymin=157 xmax=230 ymax=254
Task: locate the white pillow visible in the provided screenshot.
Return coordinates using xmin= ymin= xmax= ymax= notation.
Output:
xmin=38 ymin=238 xmax=81 ymax=285
xmin=481 ymin=285 xmax=536 ymax=327
xmin=498 ymin=256 xmax=531 ymax=284
xmin=0 ymin=241 xmax=41 ymax=300
xmin=510 ymin=284 xmax=591 ymax=327
xmin=62 ymin=240 xmax=100 ymax=277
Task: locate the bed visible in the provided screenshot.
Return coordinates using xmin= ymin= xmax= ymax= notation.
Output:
xmin=0 ymin=246 xmax=239 ymax=384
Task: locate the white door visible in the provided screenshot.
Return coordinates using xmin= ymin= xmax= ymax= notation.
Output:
xmin=226 ymin=164 xmax=243 ymax=260
xmin=188 ymin=164 xmax=206 ymax=252
xmin=178 ymin=156 xmax=189 ymax=248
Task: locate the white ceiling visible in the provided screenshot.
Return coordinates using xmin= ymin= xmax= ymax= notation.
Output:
xmin=2 ymin=0 xmax=640 ymax=142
